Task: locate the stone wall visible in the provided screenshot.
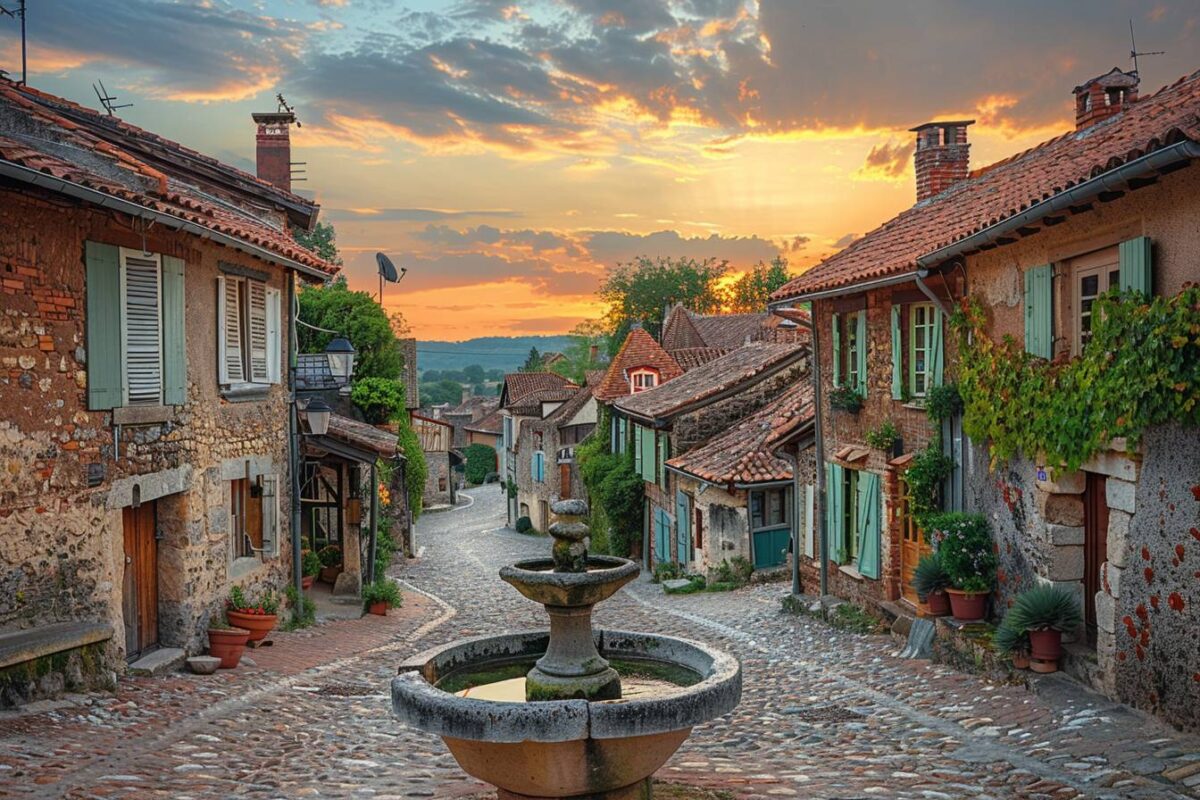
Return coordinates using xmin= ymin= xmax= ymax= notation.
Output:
xmin=424 ymin=450 xmax=452 ymax=507
xmin=0 ymin=183 xmax=296 ymax=683
xmin=671 ymin=358 xmax=807 ymax=454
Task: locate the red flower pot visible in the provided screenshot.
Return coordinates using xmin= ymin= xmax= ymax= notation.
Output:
xmin=1028 ymin=627 xmax=1063 ymax=672
xmin=301 ymin=574 xmax=315 ymax=590
xmin=1011 ymin=651 xmax=1031 ymax=670
xmin=320 ymin=565 xmax=342 ymax=585
xmin=947 ymin=588 xmax=988 ymax=621
xmin=226 ymin=610 xmax=278 ymax=643
xmin=207 ymin=627 xmax=250 ymax=669
xmin=368 ymin=601 xmax=388 ymax=617
xmin=924 ymin=590 xmax=951 ymax=617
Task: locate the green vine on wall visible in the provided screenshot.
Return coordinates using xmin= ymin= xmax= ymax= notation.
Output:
xmin=952 ymin=287 xmax=1200 ymax=472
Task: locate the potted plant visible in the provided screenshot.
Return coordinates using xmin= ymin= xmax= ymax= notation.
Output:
xmin=317 ymin=544 xmax=343 ymax=584
xmin=363 ymin=579 xmax=403 ymax=616
xmin=1003 ymin=585 xmax=1082 ymax=673
xmin=912 ymin=554 xmax=951 ymax=617
xmin=207 ymin=617 xmax=250 ymax=669
xmin=225 ymin=586 xmax=279 ymax=643
xmin=301 ymin=550 xmax=321 ymax=590
xmin=829 ymin=386 xmax=864 ymax=413
xmin=992 ymin=620 xmax=1032 ymax=669
xmin=927 ymin=513 xmax=996 ymax=622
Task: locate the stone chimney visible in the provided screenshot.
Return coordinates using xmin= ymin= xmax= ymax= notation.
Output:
xmin=909 ymin=120 xmax=974 ymax=203
xmin=1073 ymin=68 xmax=1139 ymax=130
xmin=252 ymin=111 xmax=296 ymax=192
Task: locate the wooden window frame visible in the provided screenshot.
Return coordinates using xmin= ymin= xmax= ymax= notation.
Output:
xmin=118 ymin=248 xmax=164 ymax=407
xmin=908 ymin=302 xmax=935 ymax=398
xmin=750 ymin=487 xmax=791 ymax=533
xmin=1065 ymin=245 xmax=1120 ymax=356
xmin=629 ymin=368 xmax=659 ymax=394
xmin=843 ymin=311 xmax=862 ymax=392
xmin=219 ymin=274 xmax=276 ymax=389
xmin=843 ymin=468 xmax=860 ymax=564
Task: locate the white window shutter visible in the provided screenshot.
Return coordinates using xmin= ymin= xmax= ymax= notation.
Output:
xmin=260 ymin=475 xmax=279 ymax=558
xmin=219 ymin=276 xmax=245 ymax=384
xmin=121 ymin=250 xmax=163 ymax=405
xmin=248 ymin=279 xmax=269 ymax=383
xmin=265 ymin=287 xmax=281 ymax=384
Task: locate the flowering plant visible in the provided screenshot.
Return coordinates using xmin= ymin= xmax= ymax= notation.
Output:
xmin=228 ymin=586 xmax=280 ymax=616
xmin=926 ymin=512 xmax=995 ymax=593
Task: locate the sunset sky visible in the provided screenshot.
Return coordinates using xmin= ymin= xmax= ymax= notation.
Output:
xmin=2 ymin=1 xmax=1197 ymax=339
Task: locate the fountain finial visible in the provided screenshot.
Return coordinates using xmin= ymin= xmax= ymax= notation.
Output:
xmin=548 ymin=498 xmax=590 ymax=573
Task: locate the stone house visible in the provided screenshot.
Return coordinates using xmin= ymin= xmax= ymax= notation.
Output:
xmin=499 ymin=372 xmax=579 ymax=530
xmin=522 ymin=373 xmax=601 ymax=523
xmin=463 ymin=408 xmax=503 ymax=455
xmin=665 ymin=381 xmax=815 ymax=576
xmin=611 ymin=341 xmax=809 ymax=572
xmin=770 ymin=67 xmax=1200 ymax=730
xmin=411 ymin=412 xmax=456 ymax=507
xmin=444 ymin=395 xmax=499 ymax=449
xmin=0 ymin=78 xmax=337 ymax=700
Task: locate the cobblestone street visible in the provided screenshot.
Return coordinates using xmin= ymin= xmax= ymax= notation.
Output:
xmin=2 ymin=486 xmax=1199 ymax=799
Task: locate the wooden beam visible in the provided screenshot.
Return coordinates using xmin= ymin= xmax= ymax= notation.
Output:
xmin=1068 ymin=203 xmax=1094 ymax=215
xmin=1127 ymin=176 xmax=1158 ymax=190
xmin=1042 ymin=215 xmax=1066 ymax=226
xmin=1098 ymin=190 xmax=1125 ymax=203
xmin=1017 ymin=226 xmax=1040 ymax=237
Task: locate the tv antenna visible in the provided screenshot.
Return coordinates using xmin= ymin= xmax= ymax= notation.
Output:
xmin=276 ymin=92 xmax=301 ymax=127
xmin=0 ymin=0 xmax=26 ymax=86
xmin=375 ymin=252 xmax=407 ymax=306
xmin=1129 ymin=19 xmax=1165 ymax=77
xmin=93 ymin=80 xmax=133 ymax=116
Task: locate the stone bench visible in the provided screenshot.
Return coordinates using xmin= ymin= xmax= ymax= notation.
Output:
xmin=0 ymin=622 xmax=113 ymax=670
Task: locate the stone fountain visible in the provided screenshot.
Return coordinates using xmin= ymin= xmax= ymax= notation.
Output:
xmin=391 ymin=499 xmax=742 ymax=799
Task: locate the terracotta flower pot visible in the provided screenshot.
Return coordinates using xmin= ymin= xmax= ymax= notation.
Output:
xmin=320 ymin=565 xmax=342 ymax=585
xmin=301 ymin=574 xmax=315 ymax=590
xmin=226 ymin=610 xmax=278 ymax=643
xmin=947 ymin=588 xmax=988 ymax=621
xmin=207 ymin=627 xmax=250 ymax=669
xmin=1011 ymin=651 xmax=1031 ymax=670
xmin=925 ymin=590 xmax=951 ymax=617
xmin=1028 ymin=627 xmax=1062 ymax=674
xmin=368 ymin=601 xmax=388 ymax=617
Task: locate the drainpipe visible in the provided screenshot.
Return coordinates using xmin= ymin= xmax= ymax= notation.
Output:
xmin=915 ymin=268 xmax=952 ymax=317
xmin=287 ymin=272 xmax=303 ymax=602
xmin=781 ymin=448 xmax=801 ymax=596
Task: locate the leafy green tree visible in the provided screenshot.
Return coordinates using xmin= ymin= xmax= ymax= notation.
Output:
xmin=600 ymin=256 xmax=728 ymax=349
xmin=463 ymin=364 xmax=485 ymax=384
xmin=298 ymin=278 xmax=403 ymax=381
xmin=351 ymin=377 xmax=406 ymax=424
xmin=462 ymin=443 xmax=497 ymax=484
xmin=420 ymin=379 xmax=466 ymax=407
xmin=521 ymin=347 xmax=543 ymax=372
xmin=291 ymin=221 xmax=343 ymax=266
xmin=548 ymin=325 xmax=608 ymax=384
xmin=725 ymin=256 xmax=793 ymax=313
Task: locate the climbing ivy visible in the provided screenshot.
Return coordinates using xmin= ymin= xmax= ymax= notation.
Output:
xmin=952 ymin=287 xmax=1200 ymax=472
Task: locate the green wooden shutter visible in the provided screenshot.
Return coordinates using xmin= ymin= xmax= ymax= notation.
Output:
xmin=831 ymin=312 xmax=841 ymax=387
xmin=644 ymin=429 xmax=657 ymax=483
xmin=890 ymin=306 xmax=902 ymax=400
xmin=161 ymin=255 xmax=186 ymax=406
xmin=856 ymin=472 xmax=881 ymax=579
xmin=1023 ymin=264 xmax=1053 ymax=359
xmin=827 ymin=463 xmax=844 ymax=563
xmin=855 ymin=311 xmax=868 ymax=397
xmin=929 ymin=306 xmax=944 ymax=388
xmin=85 ymin=241 xmax=123 ymax=410
xmin=633 ymin=423 xmax=642 ymax=474
xmin=1118 ymin=236 xmax=1152 ymax=296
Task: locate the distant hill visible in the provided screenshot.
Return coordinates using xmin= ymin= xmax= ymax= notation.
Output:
xmin=416 ymin=335 xmax=575 ymax=374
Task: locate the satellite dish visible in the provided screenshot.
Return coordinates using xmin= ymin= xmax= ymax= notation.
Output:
xmin=376 ymin=252 xmax=400 ymax=283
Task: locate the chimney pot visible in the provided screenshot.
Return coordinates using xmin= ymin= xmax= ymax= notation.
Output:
xmin=1073 ymin=68 xmax=1139 ymax=131
xmin=252 ymin=111 xmax=296 ymax=192
xmin=909 ymin=120 xmax=974 ymax=204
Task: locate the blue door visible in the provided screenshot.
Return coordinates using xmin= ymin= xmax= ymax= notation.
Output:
xmin=752 ymin=527 xmax=790 ymax=569
xmin=653 ymin=507 xmax=670 ymax=564
xmin=676 ymin=491 xmax=691 ymax=568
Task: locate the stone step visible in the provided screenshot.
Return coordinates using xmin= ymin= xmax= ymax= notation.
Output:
xmin=127 ymin=648 xmax=186 ymax=676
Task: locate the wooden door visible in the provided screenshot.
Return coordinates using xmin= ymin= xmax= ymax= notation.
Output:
xmin=675 ymin=491 xmax=691 ymax=568
xmin=899 ymin=491 xmax=929 ymax=605
xmin=122 ymin=502 xmax=158 ymax=658
xmin=1083 ymin=472 xmax=1109 ymax=645
xmin=559 ymin=464 xmax=572 ymax=499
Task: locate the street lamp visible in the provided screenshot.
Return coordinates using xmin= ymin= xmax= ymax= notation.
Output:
xmin=302 ymin=397 xmax=333 ymax=436
xmin=325 ymin=337 xmax=356 ymax=385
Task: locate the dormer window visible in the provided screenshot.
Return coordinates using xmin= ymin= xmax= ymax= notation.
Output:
xmin=629 ymin=368 xmax=659 ymax=393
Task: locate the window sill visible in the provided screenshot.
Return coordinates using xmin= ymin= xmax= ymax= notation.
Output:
xmin=902 ymin=400 xmax=928 ymax=412
xmin=838 ymin=564 xmax=866 ymax=581
xmin=112 ymin=404 xmax=176 ymax=426
xmin=229 ymin=556 xmax=265 ymax=580
xmin=221 ymin=383 xmax=273 ymax=403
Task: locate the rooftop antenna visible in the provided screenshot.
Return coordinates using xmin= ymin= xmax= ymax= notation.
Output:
xmin=276 ymin=92 xmax=301 ymax=127
xmin=93 ymin=79 xmax=132 ymax=116
xmin=1129 ymin=19 xmax=1165 ymax=77
xmin=0 ymin=0 xmax=25 ymax=86
xmin=375 ymin=252 xmax=407 ymax=306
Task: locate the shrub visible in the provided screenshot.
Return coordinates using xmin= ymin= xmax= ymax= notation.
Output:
xmin=317 ymin=544 xmax=343 ymax=567
xmin=911 ymin=554 xmax=951 ymax=599
xmin=713 ymin=556 xmax=753 ymax=588
xmin=864 ymin=420 xmax=900 ymax=451
xmin=373 ymin=524 xmax=396 ymax=583
xmin=576 ymin=408 xmax=642 ymax=558
xmin=363 ymin=579 xmax=403 ymax=610
xmin=829 ymin=386 xmax=863 ymax=412
xmin=906 ymin=445 xmax=954 ymax=523
xmin=283 ymin=584 xmax=316 ymax=630
xmin=653 ymin=561 xmax=684 ymax=583
xmin=396 ymin=418 xmax=427 ymax=520
xmin=1005 ymin=585 xmax=1082 ymax=633
xmin=463 ymin=443 xmax=497 ymax=485
xmin=515 ymin=516 xmax=534 ymax=534
xmin=302 ymin=550 xmax=322 ymax=578
xmin=926 ymin=513 xmax=995 ymax=593
xmin=351 ymin=377 xmax=406 ymax=424
xmin=925 ymin=383 xmax=963 ymax=421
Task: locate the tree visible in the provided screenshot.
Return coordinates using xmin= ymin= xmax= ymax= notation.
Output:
xmin=521 ymin=347 xmax=543 ymax=372
xmin=548 ymin=324 xmax=609 ymax=384
xmin=298 ymin=278 xmax=402 ymax=381
xmin=462 ymin=443 xmax=497 ymax=485
xmin=291 ymin=220 xmax=343 ymax=266
xmin=599 ymin=256 xmax=728 ymax=348
xmin=725 ymin=256 xmax=793 ymax=313
xmin=395 ymin=417 xmax=427 ymax=520
xmin=351 ymin=377 xmax=406 ymax=424
xmin=463 ymin=364 xmax=485 ymax=384
xmin=420 ymin=379 xmax=466 ymax=407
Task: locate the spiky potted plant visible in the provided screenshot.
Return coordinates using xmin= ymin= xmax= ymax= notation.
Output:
xmin=912 ymin=554 xmax=951 ymax=617
xmin=301 ymin=550 xmax=321 ymax=590
xmin=363 ymin=579 xmax=403 ymax=617
xmin=992 ymin=620 xmax=1032 ymax=669
xmin=1004 ymin=585 xmax=1082 ymax=673
xmin=927 ymin=513 xmax=995 ymax=622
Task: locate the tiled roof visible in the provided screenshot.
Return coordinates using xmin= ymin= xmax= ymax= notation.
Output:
xmin=0 ymin=78 xmax=336 ymax=276
xmin=662 ymin=305 xmax=773 ymax=350
xmin=669 ymin=347 xmax=729 ymax=371
xmin=325 ymin=414 xmax=398 ymax=457
xmin=613 ymin=341 xmax=806 ymax=422
xmin=537 ymin=381 xmax=597 ymax=432
xmin=448 ymin=395 xmax=499 ymax=421
xmin=660 ymin=305 xmax=708 ymax=350
xmin=501 ymin=372 xmax=576 ymax=409
xmin=666 ymin=380 xmax=814 ymax=486
xmin=772 ymin=70 xmax=1200 ymax=300
xmin=594 ymin=328 xmax=683 ymax=401
xmin=464 ymin=408 xmax=503 ymax=435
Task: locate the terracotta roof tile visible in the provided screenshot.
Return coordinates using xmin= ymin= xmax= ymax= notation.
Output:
xmin=772 ymin=70 xmax=1200 ymax=300
xmin=464 ymin=408 xmax=504 ymax=435
xmin=666 ymin=381 xmax=814 ymax=485
xmin=669 ymin=347 xmax=729 ymax=371
xmin=594 ymin=328 xmax=683 ymax=401
xmin=501 ymin=372 xmax=576 ymax=410
xmin=325 ymin=414 xmax=398 ymax=457
xmin=613 ymin=341 xmax=806 ymax=421
xmin=662 ymin=305 xmax=775 ymax=350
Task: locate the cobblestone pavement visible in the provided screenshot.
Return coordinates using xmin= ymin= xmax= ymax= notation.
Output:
xmin=2 ymin=485 xmax=1199 ymax=799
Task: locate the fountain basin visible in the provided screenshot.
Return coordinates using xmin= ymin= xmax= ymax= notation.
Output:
xmin=500 ymin=556 xmax=640 ymax=608
xmin=392 ymin=629 xmax=741 ymax=799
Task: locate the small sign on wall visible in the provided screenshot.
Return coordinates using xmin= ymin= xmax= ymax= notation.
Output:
xmin=1036 ymin=466 xmax=1047 ymax=481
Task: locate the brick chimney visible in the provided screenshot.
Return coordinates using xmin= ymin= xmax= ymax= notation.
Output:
xmin=909 ymin=120 xmax=974 ymax=204
xmin=252 ymin=111 xmax=296 ymax=192
xmin=1073 ymin=68 xmax=1139 ymax=130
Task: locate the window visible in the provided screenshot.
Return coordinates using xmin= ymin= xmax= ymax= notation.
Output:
xmin=503 ymin=415 xmax=514 ymax=452
xmin=826 ymin=464 xmax=881 ymax=578
xmin=218 ymin=272 xmax=281 ymax=388
xmin=750 ymin=487 xmax=791 ymax=570
xmin=845 ymin=312 xmax=862 ymax=391
xmin=230 ymin=478 xmax=259 ymax=560
xmin=750 ymin=488 xmax=789 ymax=530
xmin=842 ymin=469 xmax=860 ymax=563
xmin=630 ymin=368 xmax=658 ymax=393
xmin=532 ymin=450 xmax=546 ymax=482
xmin=1068 ymin=247 xmax=1120 ymax=354
xmin=832 ymin=310 xmax=867 ymax=397
xmin=909 ymin=303 xmax=936 ymax=397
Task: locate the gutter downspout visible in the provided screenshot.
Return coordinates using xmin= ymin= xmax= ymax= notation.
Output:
xmin=915 ymin=269 xmax=952 ymax=317
xmin=781 ymin=448 xmax=802 ymax=596
xmin=287 ymin=272 xmax=303 ymax=604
